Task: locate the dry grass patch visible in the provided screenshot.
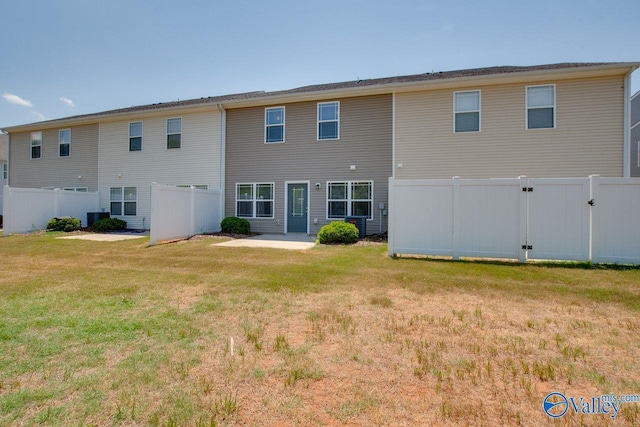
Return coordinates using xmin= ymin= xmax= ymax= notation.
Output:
xmin=0 ymin=232 xmax=639 ymax=425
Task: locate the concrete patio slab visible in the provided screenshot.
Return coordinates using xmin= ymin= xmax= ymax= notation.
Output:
xmin=57 ymin=232 xmax=148 ymax=242
xmin=212 ymin=233 xmax=316 ymax=250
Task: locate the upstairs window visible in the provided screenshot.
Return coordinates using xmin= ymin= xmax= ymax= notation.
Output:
xmin=265 ymin=107 xmax=285 ymax=143
xmin=31 ymin=131 xmax=42 ymax=159
xmin=1 ymin=163 xmax=7 ymax=180
xmin=318 ymin=101 xmax=340 ymax=140
xmin=167 ymin=118 xmax=182 ymax=149
xmin=129 ymin=122 xmax=142 ymax=151
xmin=59 ymin=129 xmax=71 ymax=157
xmin=527 ymin=85 xmax=555 ymax=129
xmin=454 ymin=90 xmax=480 ymax=132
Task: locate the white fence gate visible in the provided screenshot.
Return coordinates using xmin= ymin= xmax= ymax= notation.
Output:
xmin=149 ymin=183 xmax=222 ymax=245
xmin=2 ymin=186 xmax=99 ymax=235
xmin=388 ymin=176 xmax=640 ymax=264
xmin=527 ymin=178 xmax=591 ymax=261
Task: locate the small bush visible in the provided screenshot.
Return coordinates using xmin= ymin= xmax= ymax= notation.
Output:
xmin=0 ymin=214 xmax=3 ymax=228
xmin=318 ymin=221 xmax=359 ymax=244
xmin=220 ymin=217 xmax=250 ymax=234
xmin=92 ymin=217 xmax=127 ymax=233
xmin=46 ymin=217 xmax=82 ymax=232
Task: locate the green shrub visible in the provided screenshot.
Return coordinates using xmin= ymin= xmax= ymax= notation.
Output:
xmin=317 ymin=221 xmax=359 ymax=244
xmin=91 ymin=217 xmax=127 ymax=232
xmin=220 ymin=217 xmax=250 ymax=234
xmin=46 ymin=217 xmax=82 ymax=232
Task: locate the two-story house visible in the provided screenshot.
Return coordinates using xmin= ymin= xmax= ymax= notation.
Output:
xmin=1 ymin=62 xmax=637 ymax=234
xmin=2 ymin=93 xmax=257 ymax=229
xmin=223 ymin=93 xmax=392 ymax=235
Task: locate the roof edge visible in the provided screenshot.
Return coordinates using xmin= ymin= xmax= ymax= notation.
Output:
xmin=3 ymin=62 xmax=638 ymax=132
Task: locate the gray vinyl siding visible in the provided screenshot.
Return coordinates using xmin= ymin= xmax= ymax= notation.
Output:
xmin=632 ymin=94 xmax=640 ymax=177
xmin=225 ymin=94 xmax=392 ymax=235
xmin=8 ymin=124 xmax=99 ymax=190
xmin=631 ymin=92 xmax=640 ymax=127
xmin=395 ymin=75 xmax=625 ymax=179
xmin=632 ymin=124 xmax=640 ymax=177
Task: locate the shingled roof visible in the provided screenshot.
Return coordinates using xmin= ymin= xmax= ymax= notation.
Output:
xmin=2 ymin=62 xmax=635 ymax=131
xmin=253 ymin=62 xmax=617 ymax=97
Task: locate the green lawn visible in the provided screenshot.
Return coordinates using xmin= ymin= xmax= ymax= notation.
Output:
xmin=0 ymin=232 xmax=639 ymax=426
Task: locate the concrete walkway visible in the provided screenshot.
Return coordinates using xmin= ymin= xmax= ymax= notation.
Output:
xmin=213 ymin=233 xmax=316 ymax=250
xmin=57 ymin=232 xmax=149 ymax=242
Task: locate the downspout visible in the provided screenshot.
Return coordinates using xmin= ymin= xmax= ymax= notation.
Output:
xmin=623 ymin=67 xmax=637 ymax=177
xmin=5 ymin=132 xmax=9 ymax=187
xmin=97 ymin=123 xmax=101 ymax=211
xmin=391 ymin=92 xmax=396 ymax=179
xmin=217 ymin=103 xmax=226 ymax=227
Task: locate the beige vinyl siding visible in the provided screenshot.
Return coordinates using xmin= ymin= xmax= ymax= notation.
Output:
xmin=8 ymin=124 xmax=99 ymax=190
xmin=225 ymin=94 xmax=392 ymax=235
xmin=0 ymin=134 xmax=7 ymax=162
xmin=99 ymin=111 xmax=222 ymax=229
xmin=395 ymin=75 xmax=625 ymax=179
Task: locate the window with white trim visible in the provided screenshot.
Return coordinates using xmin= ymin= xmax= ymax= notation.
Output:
xmin=63 ymin=187 xmax=88 ymax=192
xmin=59 ymin=129 xmax=71 ymax=157
xmin=31 ymin=132 xmax=42 ymax=159
xmin=454 ymin=90 xmax=480 ymax=132
xmin=110 ymin=187 xmax=137 ymax=216
xmin=526 ymin=85 xmax=555 ymax=129
xmin=318 ymin=101 xmax=339 ymax=140
xmin=265 ymin=107 xmax=285 ymax=143
xmin=327 ymin=181 xmax=373 ymax=220
xmin=1 ymin=163 xmax=7 ymax=180
xmin=236 ymin=183 xmax=274 ymax=218
xmin=129 ymin=122 xmax=142 ymax=151
xmin=167 ymin=118 xmax=182 ymax=149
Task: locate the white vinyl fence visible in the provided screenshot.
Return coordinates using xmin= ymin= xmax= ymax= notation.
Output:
xmin=149 ymin=183 xmax=222 ymax=245
xmin=388 ymin=176 xmax=640 ymax=264
xmin=2 ymin=186 xmax=99 ymax=235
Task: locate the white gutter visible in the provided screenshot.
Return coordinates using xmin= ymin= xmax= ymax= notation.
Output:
xmin=391 ymin=92 xmax=396 ymax=179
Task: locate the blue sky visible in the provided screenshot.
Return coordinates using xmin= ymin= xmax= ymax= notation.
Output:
xmin=1 ymin=0 xmax=639 ymax=127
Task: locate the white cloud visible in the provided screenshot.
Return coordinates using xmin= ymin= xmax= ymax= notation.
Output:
xmin=32 ymin=111 xmax=46 ymax=121
xmin=59 ymin=97 xmax=75 ymax=107
xmin=3 ymin=93 xmax=33 ymax=107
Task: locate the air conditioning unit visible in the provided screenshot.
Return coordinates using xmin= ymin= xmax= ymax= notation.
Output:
xmin=345 ymin=216 xmax=366 ymax=238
